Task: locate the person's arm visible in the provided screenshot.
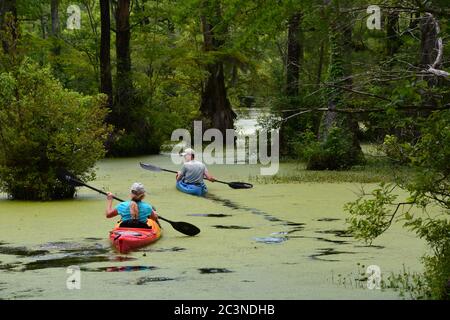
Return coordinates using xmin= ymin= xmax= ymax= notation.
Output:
xmin=204 ymin=167 xmax=215 ymax=182
xmin=176 ymin=165 xmax=186 ymax=181
xmin=105 ymin=192 xmax=119 ymax=218
xmin=149 ymin=208 xmax=159 ymax=221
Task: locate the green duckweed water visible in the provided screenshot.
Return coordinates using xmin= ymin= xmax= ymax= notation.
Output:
xmin=0 ymin=155 xmax=428 ymax=299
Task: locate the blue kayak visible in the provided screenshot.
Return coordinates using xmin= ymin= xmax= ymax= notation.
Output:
xmin=176 ymin=180 xmax=208 ymax=196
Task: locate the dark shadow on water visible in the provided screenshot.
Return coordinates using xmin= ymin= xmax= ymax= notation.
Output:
xmin=83 ymin=266 xmax=157 ymax=272
xmin=1 ymin=240 xmax=137 ymax=271
xmin=354 ymin=244 xmax=385 ymax=249
xmin=198 ymin=268 xmax=233 ymax=274
xmin=312 ymin=237 xmax=350 ymax=245
xmin=289 ymin=235 xmax=350 ymax=245
xmin=204 ymin=194 xmax=283 ymax=223
xmin=187 ymin=213 xmax=232 ymax=218
xmin=139 ymin=247 xmax=186 ymax=253
xmin=0 ymin=245 xmax=49 ymax=257
xmin=136 ymin=276 xmax=174 ymax=284
xmin=309 ymin=248 xmax=356 ymax=262
xmin=317 ymin=218 xmax=341 ymax=222
xmin=212 ymin=225 xmax=251 ymax=230
xmin=39 ymin=241 xmax=109 ymax=251
xmin=0 ymin=263 xmax=20 ymax=271
xmin=284 ymin=222 xmax=306 ymax=227
xmin=316 ymin=229 xmax=353 ymax=238
xmin=204 ymin=194 xmax=307 ymax=244
xmin=22 ymin=254 xmax=136 ymax=271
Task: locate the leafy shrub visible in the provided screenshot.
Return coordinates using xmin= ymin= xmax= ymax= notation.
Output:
xmin=382 ymin=134 xmax=411 ymax=164
xmin=0 ymin=60 xmax=112 ymax=200
xmin=292 ymin=127 xmax=364 ymax=170
xmin=345 ymin=110 xmax=450 ymax=299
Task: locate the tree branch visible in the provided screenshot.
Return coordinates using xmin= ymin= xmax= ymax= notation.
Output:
xmin=424 ymin=13 xmax=450 ymax=78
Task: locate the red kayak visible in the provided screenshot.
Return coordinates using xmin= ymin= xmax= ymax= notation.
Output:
xmin=109 ymin=219 xmax=162 ymax=253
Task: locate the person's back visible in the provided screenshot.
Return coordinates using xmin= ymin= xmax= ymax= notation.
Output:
xmin=105 ymin=182 xmax=159 ymax=228
xmin=176 ymin=148 xmax=215 ymax=196
xmin=180 ymin=159 xmax=206 ymax=184
xmin=116 ymin=200 xmax=152 ymax=223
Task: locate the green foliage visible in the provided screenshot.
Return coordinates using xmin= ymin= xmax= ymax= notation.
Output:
xmin=292 ymin=127 xmax=364 ymax=170
xmin=0 ymin=60 xmax=112 ymax=200
xmin=382 ymin=134 xmax=412 ymax=164
xmin=345 ymin=111 xmax=450 ymax=299
xmin=407 ymin=110 xmax=450 ymax=210
xmin=422 ymin=245 xmax=450 ymax=299
xmin=345 ymin=183 xmax=399 ymax=243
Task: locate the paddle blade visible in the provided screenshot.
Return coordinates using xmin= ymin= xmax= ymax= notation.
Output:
xmin=171 ymin=221 xmax=201 ymax=236
xmin=228 ymin=182 xmax=253 ymax=189
xmin=139 ymin=162 xmax=162 ymax=172
xmin=159 ymin=216 xmax=200 ymax=236
xmin=56 ymin=168 xmax=85 ymax=187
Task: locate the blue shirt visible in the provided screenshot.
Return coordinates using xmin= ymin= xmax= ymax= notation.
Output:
xmin=115 ymin=201 xmax=153 ymax=223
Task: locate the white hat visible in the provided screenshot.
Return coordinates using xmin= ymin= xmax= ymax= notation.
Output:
xmin=181 ymin=148 xmax=195 ymax=156
xmin=130 ymin=182 xmax=146 ymax=194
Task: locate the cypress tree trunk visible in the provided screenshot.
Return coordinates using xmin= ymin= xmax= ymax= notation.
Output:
xmin=49 ymin=0 xmax=64 ymax=81
xmin=286 ymin=12 xmax=302 ymax=99
xmin=199 ymin=1 xmax=236 ymax=135
xmin=114 ymin=0 xmax=133 ymax=128
xmin=386 ymin=10 xmax=400 ymax=56
xmin=50 ymin=0 xmax=60 ymax=36
xmin=100 ymin=0 xmax=113 ymax=108
xmin=280 ymin=11 xmax=304 ymax=155
xmin=313 ymin=9 xmax=363 ymax=170
xmin=0 ymin=0 xmax=17 ymax=55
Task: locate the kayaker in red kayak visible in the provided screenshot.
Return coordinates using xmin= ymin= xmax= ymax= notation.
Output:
xmin=105 ymin=182 xmax=158 ymax=229
xmin=176 ymin=148 xmax=216 ymax=195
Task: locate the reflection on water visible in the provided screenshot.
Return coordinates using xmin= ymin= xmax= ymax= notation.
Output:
xmin=253 ymin=237 xmax=287 ymax=244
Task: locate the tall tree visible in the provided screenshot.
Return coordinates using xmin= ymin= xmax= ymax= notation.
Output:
xmin=386 ymin=9 xmax=400 ymax=56
xmin=313 ymin=2 xmax=363 ymax=169
xmin=286 ymin=12 xmax=303 ymax=99
xmin=113 ymin=0 xmax=133 ymax=128
xmin=200 ymin=0 xmax=236 ymax=135
xmin=280 ymin=11 xmax=304 ymax=154
xmin=0 ymin=0 xmax=18 ymax=55
xmin=50 ymin=0 xmax=60 ymax=36
xmin=100 ymin=0 xmax=113 ymax=108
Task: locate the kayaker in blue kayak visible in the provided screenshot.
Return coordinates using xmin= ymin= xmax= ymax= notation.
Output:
xmin=176 ymin=148 xmax=215 ymax=196
xmin=105 ymin=182 xmax=158 ymax=228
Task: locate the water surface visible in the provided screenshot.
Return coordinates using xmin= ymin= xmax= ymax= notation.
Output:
xmin=0 ymin=155 xmax=427 ymax=299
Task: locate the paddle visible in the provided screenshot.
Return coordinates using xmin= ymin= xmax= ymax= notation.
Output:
xmin=56 ymin=168 xmax=200 ymax=236
xmin=139 ymin=162 xmax=253 ymax=189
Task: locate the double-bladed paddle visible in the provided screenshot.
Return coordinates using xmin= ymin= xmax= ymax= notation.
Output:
xmin=56 ymin=168 xmax=200 ymax=236
xmin=139 ymin=162 xmax=253 ymax=189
